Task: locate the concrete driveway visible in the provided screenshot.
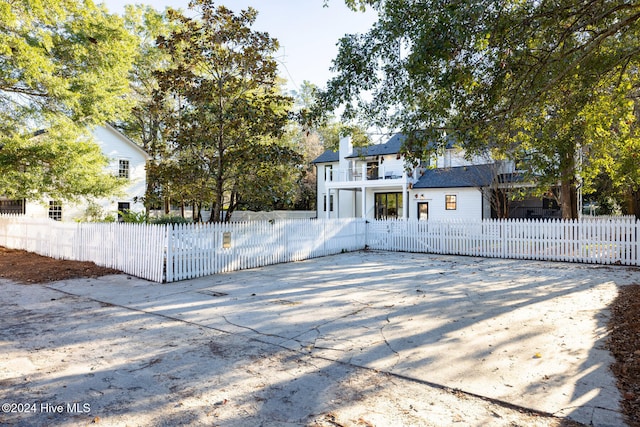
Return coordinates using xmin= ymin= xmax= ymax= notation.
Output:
xmin=1 ymin=251 xmax=636 ymax=426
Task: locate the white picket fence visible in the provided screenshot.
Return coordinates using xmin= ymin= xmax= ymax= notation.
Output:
xmin=1 ymin=215 xmax=639 ymax=283
xmin=166 ymin=218 xmax=365 ymax=282
xmin=367 ymin=218 xmax=640 ymax=265
xmin=0 ymin=215 xmax=167 ymax=282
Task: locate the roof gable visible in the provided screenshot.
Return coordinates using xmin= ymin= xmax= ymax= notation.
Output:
xmin=98 ymin=123 xmax=150 ymax=160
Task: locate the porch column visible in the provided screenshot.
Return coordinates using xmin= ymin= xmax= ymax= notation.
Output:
xmin=402 ymin=177 xmax=408 ymax=219
xmin=326 ymin=189 xmax=330 ymax=219
xmin=361 ymin=186 xmax=366 ymax=218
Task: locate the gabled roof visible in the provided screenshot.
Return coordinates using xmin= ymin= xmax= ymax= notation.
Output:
xmin=311 ymin=133 xmax=459 ymax=164
xmin=413 ymin=164 xmax=494 ymax=189
xmin=101 ymin=123 xmax=150 ymax=160
xmin=311 ymin=134 xmax=406 ymax=164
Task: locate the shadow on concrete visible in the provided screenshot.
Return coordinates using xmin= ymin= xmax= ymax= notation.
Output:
xmin=1 ymin=251 xmax=634 ymax=426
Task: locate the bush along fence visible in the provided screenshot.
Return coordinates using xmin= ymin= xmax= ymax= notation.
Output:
xmin=0 ymin=215 xmax=638 ymax=283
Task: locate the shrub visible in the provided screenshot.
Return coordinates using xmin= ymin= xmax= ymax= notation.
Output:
xmin=151 ymin=215 xmax=191 ymax=225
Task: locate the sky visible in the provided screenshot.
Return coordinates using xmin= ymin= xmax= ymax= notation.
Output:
xmin=101 ymin=0 xmax=378 ymax=94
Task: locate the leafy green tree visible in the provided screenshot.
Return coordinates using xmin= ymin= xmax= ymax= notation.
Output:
xmin=154 ymin=0 xmax=296 ymax=222
xmin=321 ymin=0 xmax=640 ymax=218
xmin=0 ymin=0 xmax=136 ymax=201
xmin=118 ymin=5 xmax=176 ymax=213
xmin=609 ymin=94 xmax=640 ymax=217
xmin=0 ymin=126 xmax=124 ymax=202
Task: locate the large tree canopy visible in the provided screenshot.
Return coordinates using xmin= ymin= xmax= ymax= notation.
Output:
xmin=0 ymin=0 xmax=137 ymax=201
xmin=321 ymin=0 xmax=640 ymax=218
xmin=152 ymin=0 xmax=298 ymax=222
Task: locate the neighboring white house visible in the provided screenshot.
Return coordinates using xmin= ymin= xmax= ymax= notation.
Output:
xmin=313 ymin=133 xmax=560 ymax=221
xmin=0 ymin=124 xmax=149 ymax=222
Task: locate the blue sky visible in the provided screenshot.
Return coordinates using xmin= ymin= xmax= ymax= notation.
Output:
xmin=101 ymin=0 xmax=378 ymax=93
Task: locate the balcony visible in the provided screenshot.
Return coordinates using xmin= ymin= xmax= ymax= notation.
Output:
xmin=324 ymin=164 xmax=412 ymax=187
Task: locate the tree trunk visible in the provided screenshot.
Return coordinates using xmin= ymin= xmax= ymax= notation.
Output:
xmin=192 ymin=202 xmax=202 ymax=222
xmin=225 ymin=190 xmax=239 ymax=223
xmin=627 ymin=189 xmax=640 ymax=219
xmin=559 ymin=148 xmax=578 ymax=219
xmin=560 ymin=179 xmax=578 ymax=219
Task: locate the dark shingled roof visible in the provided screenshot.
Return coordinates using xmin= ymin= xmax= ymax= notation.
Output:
xmin=311 ymin=133 xmax=458 ymax=163
xmin=311 ymin=149 xmax=339 ymax=164
xmin=413 ymin=164 xmax=495 ymax=188
xmin=346 ymin=133 xmax=406 ymax=158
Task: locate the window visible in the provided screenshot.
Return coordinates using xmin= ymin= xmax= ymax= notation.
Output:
xmin=375 ymin=192 xmax=403 ymax=219
xmin=323 ymin=194 xmax=334 ymax=212
xmin=119 ymin=159 xmax=130 ymax=179
xmin=324 ymin=165 xmax=333 ymax=181
xmin=49 ymin=201 xmax=62 ymax=221
xmin=117 ymin=202 xmax=130 ymax=222
xmin=0 ymin=199 xmax=25 ymax=214
xmin=445 ymin=195 xmax=457 ymax=210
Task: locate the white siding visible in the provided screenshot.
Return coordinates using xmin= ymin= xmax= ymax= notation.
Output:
xmin=409 ymin=187 xmax=486 ymax=221
xmin=24 ymin=125 xmax=149 ymax=222
xmin=316 ymin=162 xmax=339 ymax=218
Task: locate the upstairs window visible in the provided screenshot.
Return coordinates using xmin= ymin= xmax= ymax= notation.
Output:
xmin=119 ymin=160 xmax=130 ymax=179
xmin=324 ymin=165 xmax=333 ymax=181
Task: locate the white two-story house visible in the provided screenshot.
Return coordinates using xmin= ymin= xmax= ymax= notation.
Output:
xmin=313 ymin=133 xmax=560 ymax=221
xmin=0 ymin=124 xmax=149 ymax=222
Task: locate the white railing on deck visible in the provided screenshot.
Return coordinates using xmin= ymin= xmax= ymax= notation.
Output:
xmin=1 ymin=215 xmax=638 ymax=283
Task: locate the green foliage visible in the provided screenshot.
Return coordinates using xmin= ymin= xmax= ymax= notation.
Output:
xmin=151 ymin=215 xmax=190 ymax=225
xmin=322 ymin=0 xmax=640 ymax=218
xmin=118 ymin=210 xmax=149 ymax=223
xmin=0 ymin=0 xmax=137 ymax=201
xmin=149 ymin=0 xmax=296 ymax=222
xmin=0 ymin=125 xmax=125 ymax=202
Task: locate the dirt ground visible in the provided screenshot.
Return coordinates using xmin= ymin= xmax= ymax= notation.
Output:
xmin=0 ymin=247 xmax=120 ymax=283
xmin=1 ymin=245 xmax=638 ymax=426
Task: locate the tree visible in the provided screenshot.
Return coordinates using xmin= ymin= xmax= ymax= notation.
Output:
xmin=154 ymin=0 xmax=296 ymax=222
xmin=0 ymin=0 xmax=136 ymax=201
xmin=320 ymin=0 xmax=640 ymax=218
xmin=118 ymin=5 xmax=176 ymax=213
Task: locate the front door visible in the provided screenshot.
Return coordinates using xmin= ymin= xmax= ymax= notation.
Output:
xmin=418 ymin=202 xmax=429 ymax=220
xmin=375 ymin=192 xmax=402 ymax=219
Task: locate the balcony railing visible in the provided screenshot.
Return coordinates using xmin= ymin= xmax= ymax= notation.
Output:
xmin=326 ymin=165 xmax=408 ymax=183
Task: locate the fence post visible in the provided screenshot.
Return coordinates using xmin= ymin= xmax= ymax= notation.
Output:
xmin=165 ymin=224 xmax=173 ymax=282
xmin=637 ymin=220 xmax=640 ymax=267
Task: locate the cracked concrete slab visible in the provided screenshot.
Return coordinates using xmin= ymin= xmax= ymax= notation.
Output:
xmin=2 ymin=250 xmax=636 ymax=426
